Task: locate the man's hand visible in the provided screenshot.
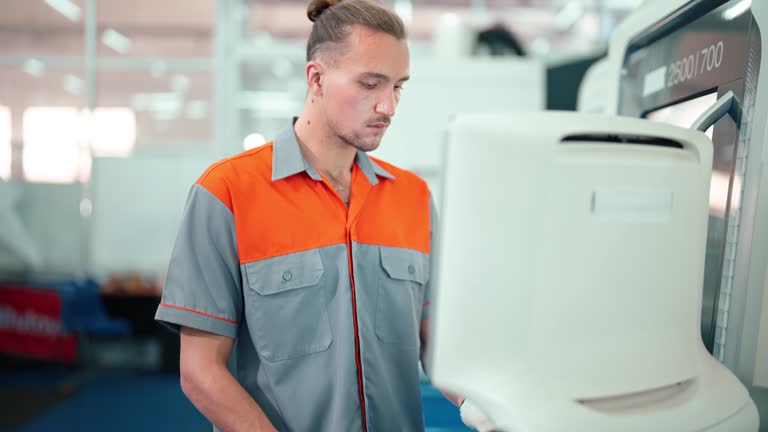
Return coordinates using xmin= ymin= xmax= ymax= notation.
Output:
xmin=460 ymin=399 xmax=497 ymax=432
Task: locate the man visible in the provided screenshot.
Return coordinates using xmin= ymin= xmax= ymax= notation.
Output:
xmin=155 ymin=0 xmax=480 ymax=430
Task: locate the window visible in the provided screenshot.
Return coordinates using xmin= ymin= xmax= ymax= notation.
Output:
xmin=22 ymin=107 xmax=81 ymax=183
xmin=22 ymin=106 xmax=136 ymax=183
xmin=87 ymin=108 xmax=137 ymax=157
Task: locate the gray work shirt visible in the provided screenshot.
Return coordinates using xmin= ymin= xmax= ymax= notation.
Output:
xmin=156 ymin=122 xmax=437 ymax=432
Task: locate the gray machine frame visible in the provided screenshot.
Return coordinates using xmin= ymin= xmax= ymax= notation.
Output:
xmin=618 ymin=0 xmax=768 ymax=384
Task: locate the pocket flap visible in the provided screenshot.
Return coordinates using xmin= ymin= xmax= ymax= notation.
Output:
xmin=380 ymin=247 xmax=429 ymax=285
xmin=245 ymin=249 xmax=325 ymax=295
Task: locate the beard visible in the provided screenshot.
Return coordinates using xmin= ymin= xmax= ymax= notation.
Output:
xmin=338 ymin=130 xmax=382 ymax=152
xmin=328 ymin=118 xmax=385 ymax=153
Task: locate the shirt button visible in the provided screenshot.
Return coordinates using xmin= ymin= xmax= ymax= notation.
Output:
xmin=408 ymin=264 xmax=416 ymax=275
xmin=282 ymin=271 xmax=293 ymax=281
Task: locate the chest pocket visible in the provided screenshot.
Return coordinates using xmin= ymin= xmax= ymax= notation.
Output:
xmin=243 ymin=249 xmax=332 ymax=362
xmin=375 ymin=247 xmax=429 ymax=347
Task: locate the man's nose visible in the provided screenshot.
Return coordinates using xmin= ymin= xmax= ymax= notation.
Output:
xmin=375 ymin=91 xmax=396 ymax=117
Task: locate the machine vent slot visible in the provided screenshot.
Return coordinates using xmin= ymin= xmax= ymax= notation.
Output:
xmin=562 ymin=134 xmax=684 ymax=149
xmin=577 ymin=379 xmax=695 ymax=414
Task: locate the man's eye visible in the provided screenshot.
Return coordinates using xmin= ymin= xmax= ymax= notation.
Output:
xmin=395 ymin=85 xmax=405 ymax=91
xmin=360 ymin=82 xmax=377 ymax=89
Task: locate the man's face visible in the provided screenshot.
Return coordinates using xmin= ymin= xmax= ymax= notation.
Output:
xmin=319 ymin=25 xmax=410 ymax=152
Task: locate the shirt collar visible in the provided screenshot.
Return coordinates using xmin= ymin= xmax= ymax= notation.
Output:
xmin=271 ymin=118 xmax=395 ymax=185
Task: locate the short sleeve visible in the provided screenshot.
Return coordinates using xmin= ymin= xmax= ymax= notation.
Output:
xmin=155 ymin=182 xmax=242 ymax=338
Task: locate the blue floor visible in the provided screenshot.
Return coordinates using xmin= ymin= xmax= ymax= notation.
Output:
xmin=421 ymin=384 xmax=472 ymax=432
xmin=4 ymin=369 xmax=469 ymax=432
xmin=11 ymin=370 xmax=208 ymax=432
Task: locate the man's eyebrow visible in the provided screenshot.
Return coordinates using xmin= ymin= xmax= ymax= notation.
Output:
xmin=359 ymin=72 xmax=390 ymax=81
xmin=359 ymin=72 xmax=410 ymax=82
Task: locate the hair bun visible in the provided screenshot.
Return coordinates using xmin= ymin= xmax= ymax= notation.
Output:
xmin=307 ymin=0 xmax=342 ymax=22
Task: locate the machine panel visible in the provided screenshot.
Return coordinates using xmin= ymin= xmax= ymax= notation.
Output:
xmin=619 ymin=0 xmax=761 ymax=355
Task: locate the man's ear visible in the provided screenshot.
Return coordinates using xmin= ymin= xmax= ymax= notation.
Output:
xmin=306 ymin=60 xmax=325 ymax=97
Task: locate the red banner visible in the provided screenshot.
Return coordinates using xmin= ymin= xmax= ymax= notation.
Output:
xmin=0 ymin=285 xmax=77 ymax=363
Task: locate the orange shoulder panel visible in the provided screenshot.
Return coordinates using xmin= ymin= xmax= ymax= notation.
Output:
xmin=203 ymin=143 xmax=346 ymax=263
xmin=354 ymin=158 xmax=432 ymax=254
xmin=195 ymin=143 xmax=273 ymax=212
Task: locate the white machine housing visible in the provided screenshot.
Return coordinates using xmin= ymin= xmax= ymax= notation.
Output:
xmin=428 ymin=112 xmax=759 ymax=431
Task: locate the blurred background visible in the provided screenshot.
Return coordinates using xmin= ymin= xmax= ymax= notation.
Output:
xmin=0 ymin=0 xmax=649 ymax=431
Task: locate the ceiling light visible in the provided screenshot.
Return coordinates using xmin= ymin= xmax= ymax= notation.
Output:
xmin=23 ymin=58 xmax=45 ymax=77
xmin=63 ymin=75 xmax=83 ymax=95
xmin=243 ymin=133 xmax=266 ymax=150
xmin=101 ymin=29 xmax=132 ymax=54
xmin=44 ymin=0 xmax=81 ymax=22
